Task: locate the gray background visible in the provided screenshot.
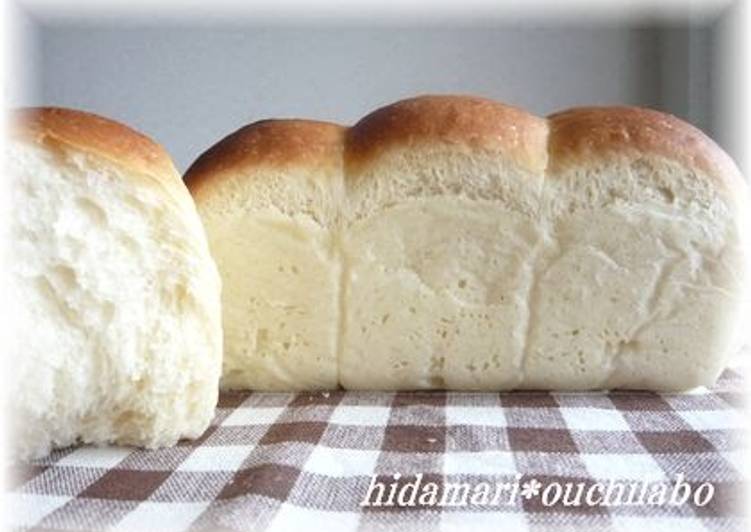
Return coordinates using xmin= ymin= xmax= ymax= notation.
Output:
xmin=9 ymin=4 xmax=746 ymax=173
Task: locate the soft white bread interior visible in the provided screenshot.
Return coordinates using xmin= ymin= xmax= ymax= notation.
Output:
xmin=186 ymin=95 xmax=749 ymax=391
xmin=7 ymin=108 xmax=223 ymax=460
xmin=341 ymin=98 xmax=549 ymax=390
xmin=187 ymin=121 xmax=344 ymax=390
xmin=526 ymin=108 xmax=749 ymax=389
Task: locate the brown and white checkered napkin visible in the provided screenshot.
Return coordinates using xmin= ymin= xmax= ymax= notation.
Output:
xmin=7 ymin=367 xmax=747 ymax=532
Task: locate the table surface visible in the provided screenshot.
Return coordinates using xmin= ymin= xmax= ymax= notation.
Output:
xmin=8 ymin=366 xmax=747 ymax=532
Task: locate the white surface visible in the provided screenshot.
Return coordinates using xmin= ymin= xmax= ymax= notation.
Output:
xmin=223 ymin=406 xmax=286 ymax=426
xmin=8 ymin=135 xmax=222 ymax=460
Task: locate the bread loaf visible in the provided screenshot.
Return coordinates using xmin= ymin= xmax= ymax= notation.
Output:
xmin=186 ymin=95 xmax=749 ymax=391
xmin=7 ymin=108 xmax=223 ymax=459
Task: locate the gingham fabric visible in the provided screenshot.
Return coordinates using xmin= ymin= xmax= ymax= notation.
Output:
xmin=7 ymin=367 xmax=746 ymax=532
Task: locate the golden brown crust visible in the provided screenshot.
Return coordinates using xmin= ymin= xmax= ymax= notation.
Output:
xmin=345 ymin=95 xmax=549 ymax=174
xmin=184 ymin=96 xmax=745 ymax=206
xmin=548 ymin=106 xmax=745 ymax=192
xmin=10 ymin=107 xmax=179 ymax=182
xmin=184 ymin=119 xmax=346 ymax=195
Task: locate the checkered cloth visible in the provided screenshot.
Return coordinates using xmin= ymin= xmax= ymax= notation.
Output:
xmin=8 ymin=367 xmax=747 ymax=532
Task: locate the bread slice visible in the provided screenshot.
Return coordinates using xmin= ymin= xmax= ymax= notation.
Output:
xmin=524 ymin=107 xmax=750 ymax=389
xmin=185 ymin=95 xmax=749 ymax=391
xmin=186 ymin=120 xmax=344 ymax=390
xmin=7 ymin=108 xmax=223 ymax=459
xmin=341 ymin=97 xmax=549 ymax=390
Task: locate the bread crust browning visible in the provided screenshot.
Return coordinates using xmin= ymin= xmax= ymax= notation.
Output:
xmin=11 ymin=107 xmax=179 ymax=182
xmin=548 ymin=106 xmax=745 ymax=195
xmin=186 ymin=96 xmax=744 ymax=204
xmin=345 ymin=95 xmax=549 ymax=175
xmin=185 ymin=119 xmax=346 ymax=196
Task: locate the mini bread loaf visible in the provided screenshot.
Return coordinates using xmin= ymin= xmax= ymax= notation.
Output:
xmin=185 ymin=95 xmax=749 ymax=391
xmin=7 ymin=108 xmax=223 ymax=459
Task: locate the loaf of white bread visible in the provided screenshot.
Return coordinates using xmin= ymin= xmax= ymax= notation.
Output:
xmin=7 ymin=108 xmax=223 ymax=460
xmin=186 ymin=95 xmax=749 ymax=392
